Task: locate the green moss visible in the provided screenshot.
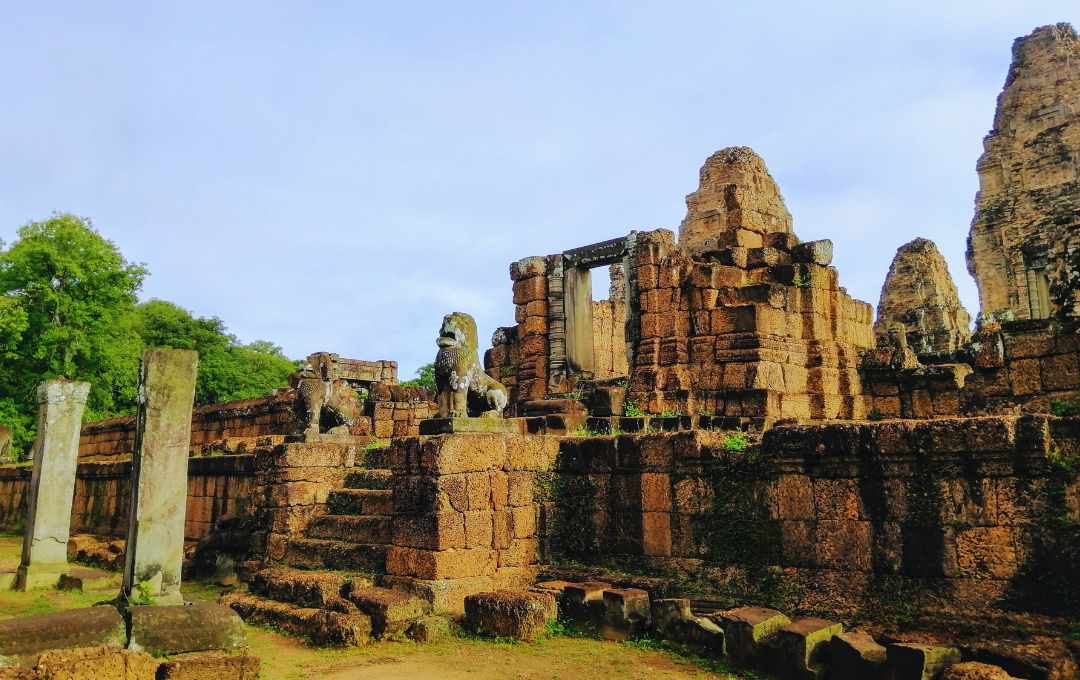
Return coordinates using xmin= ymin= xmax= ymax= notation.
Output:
xmin=543 ymin=470 xmax=600 ymax=559
xmin=1051 ymin=400 xmax=1080 ymax=418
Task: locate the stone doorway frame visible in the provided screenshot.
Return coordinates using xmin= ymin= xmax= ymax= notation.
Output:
xmin=553 ymin=234 xmax=638 ymax=381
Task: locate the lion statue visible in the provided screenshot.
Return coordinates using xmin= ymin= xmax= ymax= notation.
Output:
xmin=435 ymin=312 xmax=508 ymax=418
xmin=293 ymin=359 xmax=365 ymax=436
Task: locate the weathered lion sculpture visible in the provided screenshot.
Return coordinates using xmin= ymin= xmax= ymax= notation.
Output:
xmin=435 ymin=312 xmax=508 ymax=418
xmin=294 ymin=362 xmax=365 ymax=436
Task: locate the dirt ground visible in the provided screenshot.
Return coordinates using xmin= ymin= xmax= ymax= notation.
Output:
xmin=0 ymin=534 xmax=751 ymax=680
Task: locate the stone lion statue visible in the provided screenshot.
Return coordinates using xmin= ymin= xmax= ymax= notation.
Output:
xmin=435 ymin=312 xmax=508 ymax=418
xmin=293 ymin=361 xmax=365 ymax=436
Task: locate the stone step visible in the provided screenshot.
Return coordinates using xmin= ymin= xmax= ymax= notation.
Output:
xmin=248 ymin=567 xmax=374 ymax=610
xmin=359 ymin=448 xmax=392 ymax=469
xmin=343 ymin=583 xmax=431 ymax=639
xmin=344 ymin=469 xmax=392 ymax=490
xmin=306 ymin=515 xmax=392 ymax=544
xmin=283 ymin=538 xmax=387 ymax=573
xmin=221 ymin=592 xmax=371 ymax=646
xmin=327 ymin=489 xmax=393 ymax=516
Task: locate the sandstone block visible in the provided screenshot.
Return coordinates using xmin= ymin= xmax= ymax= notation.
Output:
xmin=600 ymin=588 xmax=651 ymax=641
xmin=156 ymin=652 xmax=261 ymax=680
xmin=766 ymin=617 xmax=843 ymax=679
xmin=717 ymin=606 xmax=791 ymax=665
xmin=562 ymin=581 xmax=610 ymax=622
xmin=406 ymin=615 xmax=453 ymax=643
xmin=941 ymin=662 xmax=1019 ymax=680
xmin=0 ymin=606 xmax=126 ymax=657
xmin=792 ymin=240 xmax=833 ymax=266
xmin=830 ymin=631 xmax=886 ymax=680
xmin=886 ymin=643 xmax=962 ymax=680
xmin=464 ymin=590 xmax=556 ymax=642
xmin=28 ymin=645 xmax=160 ymax=680
xmin=345 ymin=585 xmax=430 ymax=638
xmin=127 ymin=604 xmax=246 ymax=656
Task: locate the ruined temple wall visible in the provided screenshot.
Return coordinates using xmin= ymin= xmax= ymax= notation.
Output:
xmin=78 ymin=392 xmax=298 ymax=461
xmin=542 ymin=417 xmax=1079 ymax=601
xmin=628 ymin=229 xmax=875 ymax=424
xmin=0 ymin=455 xmax=257 ymax=542
xmin=861 ymin=321 xmax=1080 ymax=419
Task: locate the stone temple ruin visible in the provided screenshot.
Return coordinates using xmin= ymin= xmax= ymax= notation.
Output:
xmin=0 ymin=22 xmax=1078 ymax=680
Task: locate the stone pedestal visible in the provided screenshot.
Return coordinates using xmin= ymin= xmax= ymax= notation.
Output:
xmin=384 ymin=432 xmax=557 ymax=612
xmin=122 ymin=349 xmax=198 ymax=606
xmin=16 ymin=380 xmax=90 ymax=591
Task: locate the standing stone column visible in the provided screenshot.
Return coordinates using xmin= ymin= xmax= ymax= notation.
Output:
xmin=16 ymin=379 xmax=91 ymax=591
xmin=122 ymin=349 xmax=198 ymax=606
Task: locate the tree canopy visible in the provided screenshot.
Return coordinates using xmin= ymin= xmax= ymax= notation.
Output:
xmin=0 ymin=214 xmax=298 ymax=459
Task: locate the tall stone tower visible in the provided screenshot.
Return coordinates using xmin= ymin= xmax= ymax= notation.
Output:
xmin=678 ymin=146 xmax=793 ymax=256
xmin=875 ymin=238 xmax=972 ymax=355
xmin=966 ymin=23 xmax=1080 ymax=322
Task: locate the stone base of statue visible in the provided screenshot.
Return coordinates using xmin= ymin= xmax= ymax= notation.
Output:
xmin=418 ymin=417 xmax=525 ymax=436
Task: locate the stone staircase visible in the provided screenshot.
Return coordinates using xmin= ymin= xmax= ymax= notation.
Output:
xmin=222 ymin=442 xmax=431 ymax=645
xmin=282 ymin=460 xmax=394 ymax=573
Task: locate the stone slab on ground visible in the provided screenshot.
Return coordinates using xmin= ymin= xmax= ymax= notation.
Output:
xmin=887 ymin=643 xmax=962 ymax=680
xmin=406 ymin=616 xmax=453 ymax=643
xmin=464 ymin=590 xmax=556 ymax=642
xmin=716 ymin=606 xmax=791 ymax=666
xmin=127 ymin=604 xmax=246 ymax=657
xmin=156 ymin=652 xmax=261 ymax=680
xmin=221 ymin=592 xmax=372 ymax=646
xmin=23 ymin=645 xmax=159 ymax=680
xmin=379 ymin=567 xmax=539 ymax=614
xmin=941 ymin=662 xmax=1020 ymax=680
xmin=0 ymin=606 xmax=126 ymax=658
xmin=766 ymin=617 xmax=843 ymax=680
xmin=830 ymin=631 xmax=887 ymax=680
xmin=600 ymin=588 xmax=651 ymax=641
xmin=561 ymin=581 xmax=611 ymax=622
xmin=343 ymin=584 xmax=430 ymax=638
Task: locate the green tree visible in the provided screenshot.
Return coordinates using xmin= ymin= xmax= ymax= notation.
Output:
xmin=401 ymin=363 xmax=436 ymax=393
xmin=134 ymin=299 xmax=297 ymax=405
xmin=0 ymin=214 xmax=147 ymax=450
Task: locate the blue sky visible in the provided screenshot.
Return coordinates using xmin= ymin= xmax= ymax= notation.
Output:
xmin=1 ymin=3 xmax=1076 ymax=378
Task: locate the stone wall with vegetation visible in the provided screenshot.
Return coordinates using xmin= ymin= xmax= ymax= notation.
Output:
xmin=540 ymin=416 xmax=1080 ymax=614
xmin=0 ymin=454 xmax=257 ymax=542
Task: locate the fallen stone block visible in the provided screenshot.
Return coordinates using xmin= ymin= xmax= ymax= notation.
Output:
xmin=941 ymin=662 xmax=1020 ymax=680
xmin=561 ymin=581 xmax=610 ymax=623
xmin=127 ymin=604 xmax=246 ymax=657
xmin=406 ymin=616 xmax=453 ymax=643
xmin=344 ymin=585 xmax=429 ymax=638
xmin=792 ymin=239 xmax=833 ymax=266
xmin=651 ymin=598 xmax=692 ymax=636
xmin=766 ymin=617 xmax=843 ymax=679
xmin=29 ymin=645 xmax=160 ymax=680
xmin=887 ymin=643 xmax=962 ymax=680
xmin=716 ymin=606 xmax=791 ymax=666
xmin=464 ymin=590 xmax=556 ymax=642
xmin=0 ymin=606 xmax=126 ymax=658
xmin=830 ymin=631 xmax=886 ymax=680
xmin=600 ymin=588 xmax=651 ymax=641
xmin=156 ymin=652 xmax=261 ymax=680
xmin=676 ymin=617 xmax=725 ymax=655
xmin=222 ymin=592 xmax=371 ymax=646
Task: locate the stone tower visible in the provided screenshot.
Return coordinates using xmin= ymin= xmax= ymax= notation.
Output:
xmin=875 ymin=238 xmax=972 ymax=356
xmin=966 ymin=23 xmax=1080 ymax=322
xmin=678 ymin=146 xmax=794 ymax=256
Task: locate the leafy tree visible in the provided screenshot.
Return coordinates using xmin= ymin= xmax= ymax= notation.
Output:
xmin=401 ymin=363 xmax=436 ymax=393
xmin=0 ymin=214 xmax=299 ymax=459
xmin=0 ymin=214 xmax=146 ymax=436
xmin=134 ymin=299 xmax=298 ymax=405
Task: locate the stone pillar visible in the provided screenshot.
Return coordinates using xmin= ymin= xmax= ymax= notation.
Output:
xmin=16 ymin=379 xmax=90 ymax=590
xmin=122 ymin=349 xmax=198 ymax=606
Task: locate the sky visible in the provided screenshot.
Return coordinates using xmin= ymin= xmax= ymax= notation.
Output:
xmin=1 ymin=2 xmax=1077 ymax=378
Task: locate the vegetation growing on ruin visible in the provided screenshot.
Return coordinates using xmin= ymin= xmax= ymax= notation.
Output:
xmin=1050 ymin=399 xmax=1080 ymax=417
xmin=401 ymin=362 xmax=436 ymax=393
xmin=624 ymin=398 xmax=644 ymax=418
xmin=0 ymin=214 xmax=298 ymax=458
